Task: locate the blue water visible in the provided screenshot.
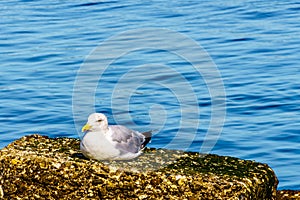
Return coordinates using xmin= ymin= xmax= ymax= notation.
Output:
xmin=1 ymin=0 xmax=300 ymax=190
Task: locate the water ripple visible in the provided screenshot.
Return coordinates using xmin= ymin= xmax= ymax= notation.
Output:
xmin=0 ymin=0 xmax=299 ymax=189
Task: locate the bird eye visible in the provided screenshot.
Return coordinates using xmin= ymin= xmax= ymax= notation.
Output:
xmin=97 ymin=119 xmax=103 ymax=122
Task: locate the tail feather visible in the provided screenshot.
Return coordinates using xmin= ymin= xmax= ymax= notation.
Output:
xmin=141 ymin=130 xmax=152 ymax=148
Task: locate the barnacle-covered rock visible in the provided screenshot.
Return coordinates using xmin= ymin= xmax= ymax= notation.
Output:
xmin=276 ymin=190 xmax=300 ymax=200
xmin=0 ymin=134 xmax=280 ymax=199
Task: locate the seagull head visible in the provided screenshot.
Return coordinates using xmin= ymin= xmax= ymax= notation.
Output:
xmin=82 ymin=113 xmax=109 ymax=132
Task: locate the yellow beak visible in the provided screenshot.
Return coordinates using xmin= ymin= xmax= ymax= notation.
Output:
xmin=81 ymin=124 xmax=92 ymax=132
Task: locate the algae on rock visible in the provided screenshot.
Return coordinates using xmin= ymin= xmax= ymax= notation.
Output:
xmin=0 ymin=134 xmax=278 ymax=199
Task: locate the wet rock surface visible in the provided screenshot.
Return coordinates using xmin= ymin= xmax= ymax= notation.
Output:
xmin=0 ymin=134 xmax=284 ymax=199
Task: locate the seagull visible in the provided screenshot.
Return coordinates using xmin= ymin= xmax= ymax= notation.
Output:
xmin=80 ymin=113 xmax=152 ymax=161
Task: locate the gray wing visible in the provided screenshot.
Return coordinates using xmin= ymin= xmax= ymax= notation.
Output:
xmin=109 ymin=125 xmax=145 ymax=154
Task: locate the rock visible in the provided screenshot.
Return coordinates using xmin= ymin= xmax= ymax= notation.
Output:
xmin=0 ymin=134 xmax=278 ymax=199
xmin=276 ymin=190 xmax=300 ymax=200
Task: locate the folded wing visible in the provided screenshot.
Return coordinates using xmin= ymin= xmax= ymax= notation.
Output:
xmin=109 ymin=125 xmax=152 ymax=154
